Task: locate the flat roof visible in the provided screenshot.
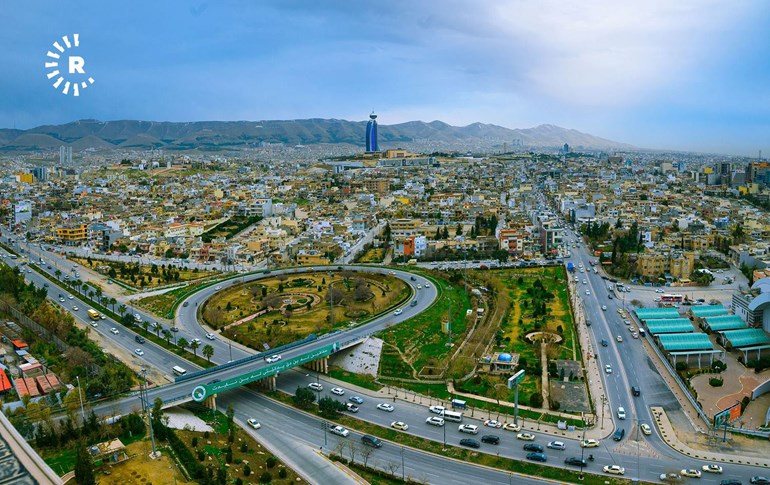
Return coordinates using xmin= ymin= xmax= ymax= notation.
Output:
xmin=690 ymin=305 xmax=729 ymax=318
xmin=704 ymin=315 xmax=747 ymax=332
xmin=645 ymin=318 xmax=694 ymax=335
xmin=657 ymin=333 xmax=714 ymax=352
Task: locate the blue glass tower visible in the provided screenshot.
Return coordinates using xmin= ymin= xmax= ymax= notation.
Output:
xmin=365 ymin=113 xmax=379 ymax=153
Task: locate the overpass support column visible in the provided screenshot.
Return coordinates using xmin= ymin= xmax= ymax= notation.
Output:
xmin=204 ymin=395 xmax=217 ymax=410
xmin=321 ymin=356 xmax=328 ymax=374
xmin=266 ymin=375 xmax=276 ymax=391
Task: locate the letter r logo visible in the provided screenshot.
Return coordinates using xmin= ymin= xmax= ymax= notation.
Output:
xmin=68 ymin=56 xmax=85 ymax=74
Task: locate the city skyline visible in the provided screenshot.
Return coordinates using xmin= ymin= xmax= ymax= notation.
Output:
xmin=2 ymin=1 xmax=770 ymax=155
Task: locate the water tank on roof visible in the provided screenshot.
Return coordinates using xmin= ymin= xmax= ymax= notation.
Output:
xmin=498 ymin=353 xmax=513 ymax=362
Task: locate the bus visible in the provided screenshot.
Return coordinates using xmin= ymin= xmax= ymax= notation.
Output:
xmin=87 ymin=309 xmax=100 ymax=321
xmin=661 ymin=294 xmax=684 ymax=303
xmin=172 ymin=366 xmax=187 ymax=376
xmin=441 ymin=410 xmax=464 ymax=423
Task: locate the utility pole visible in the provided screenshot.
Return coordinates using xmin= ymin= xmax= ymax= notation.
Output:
xmin=144 ymin=369 xmax=158 ymax=457
xmin=75 ymin=376 xmax=86 ymax=423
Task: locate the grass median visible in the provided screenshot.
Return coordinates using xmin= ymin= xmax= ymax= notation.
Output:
xmin=264 ymin=389 xmax=628 ymax=485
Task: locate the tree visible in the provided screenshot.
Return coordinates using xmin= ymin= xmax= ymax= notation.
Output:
xmin=202 ymin=344 xmax=214 ymax=362
xmin=118 ymin=304 xmax=127 ymax=316
xmin=142 ymin=320 xmax=150 ymax=335
xmin=455 ymin=224 xmax=463 ymax=236
xmin=190 ymin=339 xmax=200 ymax=356
xmin=293 ymin=387 xmax=315 ymax=409
xmin=226 ymin=403 xmax=235 ymax=431
xmin=74 ymin=442 xmax=96 ymax=485
xmin=177 ymin=337 xmax=189 ymax=350
xmin=442 ymin=226 xmax=449 ymax=239
xmin=319 ymin=396 xmax=345 ymax=417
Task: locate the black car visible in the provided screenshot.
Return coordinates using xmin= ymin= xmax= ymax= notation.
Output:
xmin=564 ymin=457 xmax=587 ymax=467
xmin=608 ymin=294 xmax=613 ymax=299
xmin=526 ymin=452 xmax=547 ymax=462
xmin=207 ymin=378 xmax=221 ymax=385
xmin=612 ymin=428 xmax=625 ymax=441
xmin=361 ymin=435 xmax=382 ymax=448
xmin=601 ymin=339 xmax=608 ymax=347
xmin=135 ymin=335 xmax=145 ymax=344
xmin=460 ymin=438 xmax=480 ymax=449
xmin=410 ymin=276 xmax=416 ymax=281
xmin=751 ymin=477 xmax=769 ymax=485
xmin=720 ymin=480 xmax=742 ymax=485
xmin=481 ymin=435 xmax=499 ymax=445
xmin=170 ymin=326 xmax=179 ymax=332
xmin=631 ymin=386 xmax=641 ymax=397
xmin=523 ymin=443 xmax=544 ymax=453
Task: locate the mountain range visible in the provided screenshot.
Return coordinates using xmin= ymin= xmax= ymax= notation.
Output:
xmin=0 ymin=119 xmax=633 ymax=152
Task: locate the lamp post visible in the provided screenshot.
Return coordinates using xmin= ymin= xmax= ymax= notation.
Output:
xmin=601 ymin=394 xmax=607 ymax=430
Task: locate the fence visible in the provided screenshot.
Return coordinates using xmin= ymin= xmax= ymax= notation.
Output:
xmin=0 ymin=300 xmax=69 ymax=353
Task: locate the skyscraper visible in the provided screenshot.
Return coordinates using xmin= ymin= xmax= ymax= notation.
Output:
xmin=59 ymin=146 xmax=72 ymax=165
xmin=365 ymin=113 xmax=379 ymax=153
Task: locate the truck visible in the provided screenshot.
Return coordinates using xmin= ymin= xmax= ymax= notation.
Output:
xmin=567 ymin=262 xmax=575 ymax=273
xmin=87 ymin=309 xmax=100 ymax=321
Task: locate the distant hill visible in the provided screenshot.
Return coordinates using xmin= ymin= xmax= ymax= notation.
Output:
xmin=0 ymin=118 xmax=633 ymax=151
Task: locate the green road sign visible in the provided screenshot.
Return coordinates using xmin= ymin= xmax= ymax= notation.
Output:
xmin=191 ymin=342 xmax=339 ymax=402
xmin=508 ymin=369 xmax=525 ymax=389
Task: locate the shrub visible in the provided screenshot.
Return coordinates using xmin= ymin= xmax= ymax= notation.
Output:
xmin=244 ymin=464 xmax=251 ymax=476
xmin=266 ymin=456 xmax=277 ymax=468
xmin=240 ymin=443 xmax=248 ymax=453
xmin=529 ymin=392 xmax=543 ymax=408
xmin=675 ymin=362 xmax=687 ymax=372
xmin=198 ymin=450 xmax=205 ymax=461
xmin=191 ymin=437 xmax=198 ymax=448
xmin=259 ymin=471 xmax=272 ymax=483
xmin=708 ymin=378 xmax=723 ymax=387
xmin=278 ymin=468 xmax=288 ymax=479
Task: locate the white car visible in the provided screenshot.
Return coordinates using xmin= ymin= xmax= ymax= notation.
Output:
xmin=484 ymin=419 xmax=503 ymax=428
xmin=134 ymin=349 xmax=144 ymax=356
xmin=393 ymin=309 xmax=403 ymax=316
xmin=191 ymin=338 xmax=201 ymax=345
xmin=110 ymin=328 xmax=119 ymax=335
xmin=247 ymin=418 xmax=261 ymax=430
xmin=586 ymin=290 xmax=591 ymax=295
xmin=681 ymin=469 xmax=701 ymax=478
xmin=616 ymin=335 xmax=623 ymax=343
xmin=429 ymin=405 xmax=445 ymax=414
xmin=90 ymin=322 xmax=98 ymax=328
xmin=582 ymin=280 xmax=587 ymax=284
xmin=67 ymin=295 xmax=74 ymax=300
xmin=702 ymin=464 xmax=723 ymax=474
xmin=603 ymin=465 xmax=625 ymax=475
xmin=459 ymin=424 xmax=479 ymax=434
xmin=377 ymin=403 xmax=395 ymax=412
xmin=516 ymin=432 xmax=535 ymax=441
xmin=580 ymin=439 xmax=600 ymax=448
xmin=617 ymin=407 xmax=626 ymax=419
xmin=330 ymin=425 xmax=349 ymax=437
xmin=503 ymin=422 xmax=521 ymax=432
xmin=655 ymin=288 xmax=665 ymax=293
xmin=215 ymin=286 xmax=222 ymax=290
xmin=547 ymin=440 xmax=566 ymax=450
xmin=331 ymin=387 xmax=345 ymax=396
xmin=265 ymin=354 xmax=282 ymax=363
xmin=605 ymin=364 xmax=613 ymax=374
xmin=307 ymin=382 xmax=323 ymax=391
xmin=424 ymin=283 xmax=430 ymax=288
xmin=205 ymin=332 xmax=216 ymax=340
xmin=72 ymin=306 xmax=79 ymax=311
xmin=601 ymin=305 xmax=607 ymax=311
xmin=425 ymin=416 xmax=444 ymax=427
xmin=641 ymin=423 xmax=652 ymax=435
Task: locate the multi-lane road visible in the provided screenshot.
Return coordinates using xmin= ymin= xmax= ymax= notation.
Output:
xmin=3 ymin=229 xmax=767 ymax=483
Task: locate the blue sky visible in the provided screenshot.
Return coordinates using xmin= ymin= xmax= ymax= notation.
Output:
xmin=2 ymin=0 xmax=770 ymax=154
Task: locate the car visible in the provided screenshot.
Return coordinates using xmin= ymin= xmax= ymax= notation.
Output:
xmin=330 ymin=425 xmax=349 ymax=437
xmin=612 ymin=428 xmax=625 ymax=441
xmin=307 ymin=382 xmax=323 ymax=391
xmin=67 ymin=295 xmax=74 ymax=300
xmin=349 ymin=396 xmax=364 ymax=404
xmin=641 ymin=423 xmax=652 ymax=435
xmin=191 ymin=338 xmax=201 ymax=345
xmin=526 ymin=452 xmax=547 ymax=462
xmin=345 ymin=403 xmax=359 ymax=413
xmin=586 ymin=290 xmax=591 ymax=295
xmin=628 ymin=326 xmax=636 ymax=332
xmin=660 ymin=473 xmax=683 ymax=483
xmin=565 ymin=457 xmax=587 ymax=467
xmin=617 ymin=407 xmax=626 ymax=419
xmin=459 ymin=438 xmax=480 ymax=449
xmin=72 ymin=306 xmax=79 ymax=311
xmin=623 ymin=319 xmax=631 ymax=325
xmin=603 ymin=465 xmax=625 ymax=475
xmin=58 ymin=297 xmax=65 ymax=302
xmin=580 ymin=439 xmax=600 ymax=448
xmin=656 ymin=288 xmax=665 ymax=293
xmin=390 ymin=421 xmax=408 ymax=431
xmin=681 ymin=469 xmax=702 ymax=478
xmin=265 ymin=354 xmax=282 ymax=363
xmin=182 ymin=302 xmax=189 ymax=307
xmin=697 ymin=298 xmax=707 ymax=303
xmin=43 ymin=283 xmax=49 ymax=287
xmin=516 ymin=432 xmax=535 ymax=441
xmin=416 ymin=285 xmax=422 ymax=289
xmin=523 ymin=443 xmax=544 ymax=452
xmin=601 ymin=339 xmax=608 ymax=347
xmin=393 ymin=309 xmax=402 ymax=316
xmin=134 ymin=349 xmax=144 ymax=356
xmin=214 ymin=286 xmax=222 ymax=290
xmin=331 ymin=387 xmax=345 ymax=396
xmin=207 ymin=378 xmax=221 ymax=385
xmin=361 ymin=435 xmax=382 ymax=448
xmin=110 ymin=328 xmax=119 ymax=335
xmin=410 ymin=276 xmax=416 ymax=281
xmin=547 ymin=440 xmax=566 ymax=450
xmin=170 ymin=326 xmax=179 ymax=332
xmin=377 ymin=403 xmax=394 ymax=412
xmin=90 ymin=321 xmax=98 ymax=328
xmin=426 ymin=416 xmax=444 ymax=426
xmin=632 ymin=332 xmax=639 ymax=339
xmin=484 ymin=419 xmax=502 ymax=428
xmin=616 ymin=335 xmax=623 ymax=343
xmin=503 ymin=422 xmax=521 ymax=432
xmin=607 ymin=294 xmax=613 ymax=299
xmin=481 ymin=435 xmax=499 ymax=445
xmin=135 ymin=335 xmax=145 ymax=343
xmin=601 ymin=305 xmax=607 ymax=311
xmin=205 ymin=332 xmax=216 ymax=340
xmin=429 ymin=405 xmax=445 ymax=414
xmin=703 ymin=464 xmax=724 ymax=474
xmin=247 ymin=418 xmax=261 ymax=429
xmin=719 ymin=481 xmax=742 ymax=485
xmin=654 ymin=297 xmax=662 ymax=302
xmin=459 ymin=424 xmax=479 ymax=434
xmin=605 ymin=364 xmax=613 ymax=374
xmin=424 ymin=283 xmax=430 ymax=288
xmin=582 ymin=280 xmax=587 ymax=284
xmin=751 ymin=477 xmax=770 ymax=485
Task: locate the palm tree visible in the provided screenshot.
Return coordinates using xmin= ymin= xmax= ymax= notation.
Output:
xmin=190 ymin=340 xmax=200 ymax=357
xmin=163 ymin=330 xmax=172 ymax=345
xmin=118 ymin=304 xmax=127 ymax=316
xmin=109 ymin=297 xmax=117 ymax=312
xmin=155 ymin=324 xmax=162 ymax=338
xmin=177 ymin=337 xmax=189 ymax=350
xmin=202 ymin=344 xmax=214 ymax=362
xmin=54 ymin=269 xmax=62 ymax=280
xmin=142 ymin=321 xmax=150 ymax=335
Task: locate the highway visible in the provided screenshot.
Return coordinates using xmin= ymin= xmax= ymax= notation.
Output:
xmin=3 ymin=229 xmax=767 ymax=483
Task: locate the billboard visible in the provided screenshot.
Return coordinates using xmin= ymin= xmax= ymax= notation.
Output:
xmin=191 ymin=342 xmax=339 ymax=402
xmin=713 ymin=402 xmax=741 ymax=427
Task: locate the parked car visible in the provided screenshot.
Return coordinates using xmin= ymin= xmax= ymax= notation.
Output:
xmin=484 ymin=419 xmax=502 ymax=428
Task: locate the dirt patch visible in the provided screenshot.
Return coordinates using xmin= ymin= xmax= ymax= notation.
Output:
xmin=99 ymin=439 xmax=193 ymax=485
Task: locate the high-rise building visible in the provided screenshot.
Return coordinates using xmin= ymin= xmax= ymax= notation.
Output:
xmin=365 ymin=113 xmax=379 ymax=153
xmin=59 ymin=146 xmax=72 ymax=165
xmin=31 ymin=167 xmax=48 ymax=182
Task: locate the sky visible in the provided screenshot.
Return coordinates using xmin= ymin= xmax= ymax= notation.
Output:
xmin=1 ymin=0 xmax=770 ymax=155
